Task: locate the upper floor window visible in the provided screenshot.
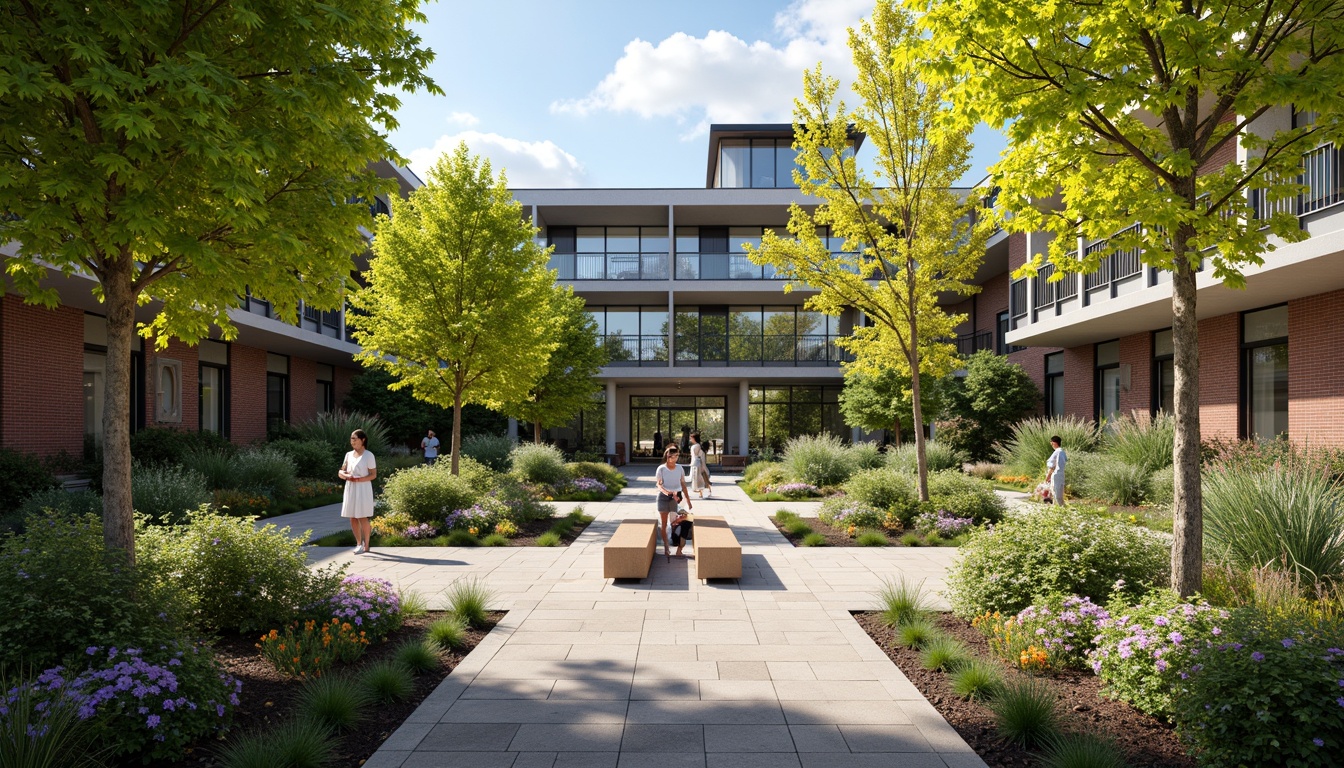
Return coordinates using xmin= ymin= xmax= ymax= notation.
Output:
xmin=717 ymin=139 xmax=803 ymax=189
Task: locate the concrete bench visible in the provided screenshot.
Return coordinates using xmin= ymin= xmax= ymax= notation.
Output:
xmin=693 ymin=516 xmax=741 ymax=581
xmin=603 ymin=519 xmax=657 ymax=580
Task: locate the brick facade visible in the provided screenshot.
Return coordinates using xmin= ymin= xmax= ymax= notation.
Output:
xmin=144 ymin=337 xmax=200 ymax=433
xmin=1 ymin=297 xmax=84 ymax=457
xmin=1288 ymin=289 xmax=1344 ymax=444
xmin=228 ymin=345 xmax=268 ymax=444
xmin=1062 ymin=345 xmax=1094 ymax=418
xmin=1118 ymin=332 xmax=1152 ymax=415
xmin=1196 ymin=314 xmax=1240 ymax=440
xmin=290 ymin=356 xmax=318 ymax=425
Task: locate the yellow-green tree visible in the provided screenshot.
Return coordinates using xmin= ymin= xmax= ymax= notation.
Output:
xmin=747 ymin=1 xmax=989 ymax=500
xmin=0 ymin=0 xmax=436 ymax=559
xmin=349 ymin=144 xmax=561 ymax=475
xmin=917 ymin=0 xmax=1344 ymax=595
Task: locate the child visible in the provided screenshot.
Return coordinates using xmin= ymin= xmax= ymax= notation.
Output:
xmin=669 ymin=508 xmax=694 ymax=558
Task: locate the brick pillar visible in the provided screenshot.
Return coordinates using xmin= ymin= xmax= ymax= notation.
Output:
xmin=1288 ymin=290 xmax=1344 ymax=444
xmin=1197 ymin=313 xmax=1240 ymax=440
xmin=229 ymin=344 xmax=268 ymax=444
xmin=1 ymin=296 xmax=84 ymax=456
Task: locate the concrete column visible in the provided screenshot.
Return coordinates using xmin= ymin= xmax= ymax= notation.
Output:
xmin=506 ymin=418 xmax=518 ymax=443
xmin=605 ymin=381 xmax=617 ymax=455
xmin=852 ymin=426 xmax=863 ymax=444
xmin=737 ymin=380 xmax=750 ymax=456
xmin=667 ymin=291 xmax=675 ymax=367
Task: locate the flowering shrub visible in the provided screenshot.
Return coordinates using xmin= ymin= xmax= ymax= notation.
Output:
xmin=445 ymin=499 xmax=506 ymax=532
xmin=995 ymin=474 xmax=1035 ymax=486
xmin=841 ymin=468 xmax=921 ymax=524
xmin=915 ymin=510 xmax=975 ymax=538
xmin=257 ymin=619 xmax=368 ymax=678
xmin=294 ymin=479 xmax=342 ymax=500
xmin=1172 ymin=607 xmax=1344 ymax=766
xmin=371 ymin=511 xmax=413 ymax=537
xmin=1089 ymin=589 xmax=1227 ymax=717
xmin=975 ymin=596 xmax=1110 ymax=671
xmin=403 ymin=522 xmax=439 ymax=539
xmin=10 ymin=643 xmax=240 ymax=761
xmin=319 ymin=575 xmax=402 ymax=641
xmin=818 ymin=498 xmax=885 ymax=529
xmin=494 ymin=520 xmax=520 ymax=538
xmin=571 ymin=477 xmax=608 ymax=494
xmin=927 ymin=471 xmax=1006 ymax=525
xmin=212 ymin=489 xmax=270 ymax=517
xmin=381 ymin=464 xmax=479 ymax=525
xmin=768 ymin=482 xmax=821 ymax=499
xmin=745 ymin=464 xmax=789 ymax=496
xmin=944 ymin=505 xmax=1167 ymax=618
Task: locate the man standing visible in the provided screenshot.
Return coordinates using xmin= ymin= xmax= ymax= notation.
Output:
xmin=421 ymin=429 xmax=440 ymax=465
xmin=1045 ymin=435 xmax=1066 ymax=505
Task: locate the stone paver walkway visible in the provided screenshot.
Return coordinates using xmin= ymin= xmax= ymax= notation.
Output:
xmin=294 ymin=467 xmax=979 ymax=768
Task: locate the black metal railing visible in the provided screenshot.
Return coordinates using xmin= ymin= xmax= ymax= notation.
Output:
xmin=550 ymin=253 xmax=669 ymax=280
xmin=675 ymin=253 xmax=780 ymax=280
xmin=1251 ymin=143 xmax=1344 ymax=219
xmin=955 ymin=330 xmax=994 ymax=356
xmin=1084 ymin=223 xmax=1143 ymax=292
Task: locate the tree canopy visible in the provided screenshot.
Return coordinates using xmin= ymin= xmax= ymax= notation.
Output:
xmin=348 ymin=143 xmax=561 ymax=474
xmin=747 ymin=1 xmax=989 ymax=500
xmin=0 ymin=0 xmax=437 ymax=559
xmin=917 ymin=0 xmax=1344 ymax=594
xmin=938 ymin=351 xmax=1040 ymax=460
xmin=838 ymin=364 xmax=943 ymax=445
xmin=503 ymin=288 xmax=609 ymax=443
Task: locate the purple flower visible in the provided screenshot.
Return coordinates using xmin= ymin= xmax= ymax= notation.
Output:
xmin=1251 ymin=652 xmax=1265 ymax=662
xmin=146 ymin=714 xmax=161 ymax=728
xmin=1169 ymin=632 xmax=1184 ymax=644
xmin=1315 ymin=739 xmax=1325 ymax=747
xmin=1153 ymin=616 xmax=1168 ymax=627
xmin=1282 ymin=638 xmax=1295 ymax=648
xmin=1337 ymin=697 xmax=1344 ymax=708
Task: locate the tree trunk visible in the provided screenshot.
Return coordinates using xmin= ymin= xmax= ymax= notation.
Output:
xmin=891 ymin=419 xmax=902 ymax=447
xmin=102 ymin=260 xmax=138 ymax=562
xmin=534 ymin=422 xmax=542 ymax=444
xmin=1170 ymin=230 xmax=1203 ymax=597
xmin=451 ymin=392 xmax=463 ymax=475
xmin=909 ymin=323 xmax=929 ymax=503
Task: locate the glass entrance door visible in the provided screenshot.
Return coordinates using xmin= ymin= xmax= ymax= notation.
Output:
xmin=629 ymin=396 xmax=727 ymax=461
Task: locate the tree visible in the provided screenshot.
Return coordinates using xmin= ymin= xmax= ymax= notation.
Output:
xmin=838 ymin=364 xmax=943 ymax=445
xmin=0 ymin=0 xmax=436 ymax=560
xmin=918 ymin=0 xmax=1344 ymax=595
xmin=747 ymin=1 xmax=990 ymax=501
xmin=342 ymin=369 xmax=507 ymax=447
xmin=503 ymin=288 xmax=609 ymax=443
xmin=939 ymin=351 xmax=1040 ymax=460
xmin=348 ymin=144 xmax=561 ymax=475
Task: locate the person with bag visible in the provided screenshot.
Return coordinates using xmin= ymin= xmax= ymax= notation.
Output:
xmin=689 ymin=431 xmax=712 ymax=498
xmin=654 ymin=445 xmax=692 ymax=559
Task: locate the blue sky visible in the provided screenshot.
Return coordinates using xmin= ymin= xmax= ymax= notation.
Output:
xmin=388 ymin=0 xmax=1006 ymax=189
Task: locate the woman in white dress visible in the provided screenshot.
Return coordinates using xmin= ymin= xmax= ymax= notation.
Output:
xmin=689 ymin=431 xmax=712 ymax=498
xmin=339 ymin=429 xmax=378 ymax=554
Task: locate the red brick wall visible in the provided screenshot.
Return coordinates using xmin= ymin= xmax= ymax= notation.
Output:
xmin=1 ymin=297 xmax=84 ymax=457
xmin=1119 ymin=332 xmax=1152 ymax=415
xmin=144 ymin=337 xmax=200 ymax=433
xmin=978 ymin=273 xmax=1009 ymax=333
xmin=950 ymin=298 xmax=973 ymax=336
xmin=1197 ymin=314 xmax=1240 ymax=440
xmin=1288 ymin=289 xmax=1344 ymax=444
xmin=290 ymin=356 xmax=318 ymax=425
xmin=1063 ymin=345 xmax=1094 ymax=418
xmin=230 ymin=344 xmax=268 ymax=444
xmin=1009 ymin=233 xmax=1027 ymax=271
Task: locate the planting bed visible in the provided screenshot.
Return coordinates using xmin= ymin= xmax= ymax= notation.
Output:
xmin=769 ymin=515 xmax=953 ymax=548
xmin=854 ymin=612 xmax=1195 ymax=768
xmin=311 ymin=512 xmax=595 ymax=548
xmin=158 ymin=611 xmax=503 ymax=768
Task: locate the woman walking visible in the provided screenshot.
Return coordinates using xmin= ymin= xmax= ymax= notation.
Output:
xmin=654 ymin=445 xmax=692 ymax=558
xmin=689 ymin=431 xmax=712 ymax=498
xmin=339 ymin=429 xmax=378 ymax=554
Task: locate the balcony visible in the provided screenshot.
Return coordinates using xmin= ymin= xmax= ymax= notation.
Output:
xmin=1249 ymin=143 xmax=1344 ymax=220
xmin=955 ymin=330 xmax=994 ymax=356
xmin=604 ymin=334 xmax=668 ymax=366
xmin=551 ymin=253 xmax=669 ymax=281
xmin=676 ymin=253 xmax=780 ymax=280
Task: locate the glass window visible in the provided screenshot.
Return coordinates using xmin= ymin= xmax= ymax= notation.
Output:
xmin=84 ymin=351 xmax=106 ymax=442
xmin=1045 ymin=352 xmax=1064 ymax=417
xmin=640 ymin=227 xmax=668 ymax=254
xmin=675 ymin=309 xmax=700 ymax=363
xmin=1153 ymin=328 xmax=1174 ymax=357
xmin=763 ymin=307 xmax=796 ymax=363
xmin=776 ymin=140 xmax=800 ymax=189
xmin=200 ymin=365 xmax=224 ymax=433
xmin=605 ymin=308 xmax=639 ymax=336
xmin=1096 ymin=340 xmax=1120 ymax=367
xmin=700 ymin=309 xmax=727 ymax=363
xmin=751 ymin=140 xmax=776 ymax=188
xmin=996 ymin=311 xmax=1010 ymax=355
xmin=730 ymin=307 xmax=762 ymax=363
xmin=266 ymin=373 xmax=288 ymax=430
xmin=576 ymin=227 xmax=605 ymax=253
xmin=675 ymin=227 xmax=698 ymax=255
xmin=1153 ymin=329 xmax=1174 ymax=415
xmin=1242 ymin=307 xmax=1288 ymax=440
xmin=640 ymin=308 xmax=668 ymax=362
xmin=1095 ymin=341 xmax=1121 ymax=424
xmin=606 ymin=226 xmax=638 ymax=253
xmin=266 ymin=352 xmax=289 ymax=375
xmin=1243 ymin=305 xmax=1288 ymax=343
xmin=718 ymin=139 xmax=749 ymax=188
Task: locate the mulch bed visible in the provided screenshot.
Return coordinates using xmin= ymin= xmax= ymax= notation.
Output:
xmin=768 ymin=516 xmax=948 ymax=548
xmin=854 ymin=612 xmax=1196 ymax=768
xmin=158 ymin=611 xmax=503 ymax=768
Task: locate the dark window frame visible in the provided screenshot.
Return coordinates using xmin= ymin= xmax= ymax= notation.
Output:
xmin=199 ymin=361 xmax=230 ymax=438
xmin=1044 ymin=351 xmax=1065 ymax=417
xmin=266 ymin=353 xmax=291 ymax=431
xmin=1151 ymin=328 xmax=1174 ymax=416
xmin=1239 ymin=304 xmax=1290 ymax=441
xmin=1094 ymin=340 xmax=1121 ymax=423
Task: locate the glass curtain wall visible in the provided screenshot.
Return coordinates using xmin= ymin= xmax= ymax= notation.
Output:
xmin=629 ymin=396 xmax=727 ymax=460
xmin=672 ymin=306 xmax=846 ymax=366
xmin=716 ymin=138 xmax=808 ymax=189
xmin=590 ymin=307 xmax=668 ymax=365
xmin=747 ymin=386 xmax=845 ymax=455
xmin=548 ymin=226 xmax=669 ymax=279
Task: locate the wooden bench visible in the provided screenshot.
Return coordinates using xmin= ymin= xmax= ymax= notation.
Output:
xmin=693 ymin=516 xmax=741 ymax=581
xmin=718 ymin=455 xmax=749 ymax=470
xmin=603 ymin=519 xmax=657 ymax=579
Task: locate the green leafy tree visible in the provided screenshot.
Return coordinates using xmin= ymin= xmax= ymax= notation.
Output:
xmin=349 ymin=144 xmax=561 ymax=475
xmin=918 ymin=0 xmax=1344 ymax=595
xmin=747 ymin=2 xmax=990 ymax=501
xmin=838 ymin=365 xmax=943 ymax=445
xmin=503 ymin=288 xmax=609 ymax=443
xmin=342 ymin=369 xmax=507 ymax=447
xmin=0 ymin=0 xmax=436 ymax=559
xmin=939 ymin=351 xmax=1040 ymax=460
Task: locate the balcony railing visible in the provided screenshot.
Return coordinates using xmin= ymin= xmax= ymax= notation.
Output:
xmin=675 ymin=253 xmax=780 ymax=280
xmin=1084 ymin=223 xmax=1143 ymax=292
xmin=1250 ymin=143 xmax=1344 ymax=219
xmin=1032 ymin=262 xmax=1077 ymax=311
xmin=955 ymin=330 xmax=993 ymax=356
xmin=604 ymin=334 xmax=668 ymax=365
xmin=551 ymin=253 xmax=669 ymax=280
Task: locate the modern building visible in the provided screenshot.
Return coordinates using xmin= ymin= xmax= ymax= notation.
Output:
xmin=1 ymin=161 xmax=421 ymax=458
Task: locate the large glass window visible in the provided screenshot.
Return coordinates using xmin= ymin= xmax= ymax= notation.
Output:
xmin=266 ymin=353 xmax=290 ymax=431
xmin=1241 ymin=306 xmax=1288 ymax=440
xmin=629 ymin=396 xmax=726 ymax=460
xmin=549 ymin=226 xmax=668 ymax=279
xmin=199 ymin=339 xmax=228 ymax=435
xmin=316 ymin=363 xmax=335 ymax=414
xmin=1045 ymin=352 xmax=1065 ymax=417
xmin=590 ymin=307 xmax=668 ymax=365
xmin=1095 ymin=340 xmax=1121 ymax=424
xmin=996 ymin=311 xmax=1010 ymax=355
xmin=83 ymin=314 xmax=144 ymax=447
xmin=747 ymin=386 xmax=845 ymax=455
xmin=1152 ymin=329 xmax=1174 ymax=415
xmin=715 ymin=138 xmax=823 ymax=189
xmin=718 ymin=140 xmax=749 ymax=187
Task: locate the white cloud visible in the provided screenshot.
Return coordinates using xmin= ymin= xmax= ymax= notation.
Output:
xmin=445 ymin=111 xmax=480 ymax=127
xmin=550 ymin=0 xmax=868 ymax=137
xmin=407 ymin=131 xmax=587 ymax=188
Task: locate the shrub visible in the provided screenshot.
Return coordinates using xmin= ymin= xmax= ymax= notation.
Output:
xmin=129 ymin=427 xmax=234 ymax=467
xmin=856 ymin=531 xmax=888 ymax=546
xmin=461 ymin=433 xmax=515 ymax=472
xmin=781 ymin=433 xmax=855 ymax=487
xmin=360 ymin=660 xmax=414 ymax=704
xmin=0 ymin=448 xmax=60 ymax=508
xmin=267 ymin=439 xmax=336 ymax=481
xmin=949 ymin=660 xmax=1004 ymax=702
xmin=846 ymin=442 xmax=885 ymax=471
xmin=289 ymin=410 xmax=392 ymax=463
xmin=877 ymin=577 xmax=929 ymax=627
xmin=16 ymin=488 xmax=101 ymax=522
xmin=976 ymin=596 xmax=1110 ymax=671
xmin=816 ymin=498 xmax=881 ymax=530
xmin=535 ymin=532 xmax=561 ymax=547
xmin=920 ymin=635 xmax=973 ymax=671
xmin=218 ymin=718 xmax=335 ymax=768
xmin=294 ymin=674 xmax=369 ymax=731
xmin=745 ymin=464 xmax=790 ymax=495
xmin=138 ymin=508 xmax=346 ymax=634
xmin=1147 ymin=467 xmax=1174 ymax=505
xmin=446 ymin=578 xmax=495 ymax=628
xmin=0 ymin=513 xmax=183 ymax=670
xmin=0 ymin=670 xmax=107 ymax=768
xmin=783 ymin=519 xmax=814 ymax=537
xmin=489 ymin=475 xmax=556 ymax=525
xmin=966 ymin=461 xmax=1004 ymax=480
xmin=493 ymin=519 xmax=520 ymax=537
xmin=899 ymin=532 xmax=923 ymax=546
xmin=481 ymin=533 xmax=510 ymax=546
xmin=426 ymin=616 xmax=469 ymax=650
xmin=1172 ymin=606 xmax=1344 ymax=767
xmin=941 ymin=351 xmax=1043 ymax=460
xmin=927 ymin=470 xmax=1005 ymax=524
xmin=381 ymin=464 xmax=479 ymax=526
xmin=742 ymin=460 xmax=781 ymax=485
xmin=988 ymin=677 xmax=1060 ymax=748
xmin=371 ymin=510 xmax=414 ymax=537
xmin=131 ymin=463 xmax=212 ymax=524
xmin=212 ymin=488 xmax=271 ymax=517
xmin=445 ymin=530 xmax=480 ymax=546
xmin=18 ymin=643 xmax=240 ymax=763
xmin=1038 ymin=733 xmax=1129 ymax=768
xmin=842 ymin=468 xmax=921 ymax=523
xmin=886 ymin=441 xmax=967 ymax=474
xmin=945 ymin=506 xmax=1168 ymax=618
xmin=1089 ymin=590 xmax=1228 ymax=717
xmin=258 ymin=618 xmax=369 ymax=678
xmin=995 ymin=416 xmax=1100 ymax=476
xmin=510 ymin=443 xmax=569 ymax=486
xmin=914 ymin=509 xmax=975 ymax=538
xmin=1075 ymin=459 xmax=1150 ymax=506
xmin=800 ymin=532 xmax=827 ymax=547
xmin=181 ymin=446 xmax=238 ymax=490
xmin=232 ymin=446 xmax=298 ymax=498
xmin=320 ymin=575 xmax=403 ymax=642
xmin=894 ymin=619 xmax=938 ymax=649
xmin=566 ymin=461 xmax=628 ymax=492
xmin=395 ymin=639 xmax=441 ymax=674
xmin=766 ymin=482 xmax=820 ymax=499
xmin=1203 ymin=462 xmax=1344 ymax=585
xmin=1102 ymin=410 xmax=1175 ymax=473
